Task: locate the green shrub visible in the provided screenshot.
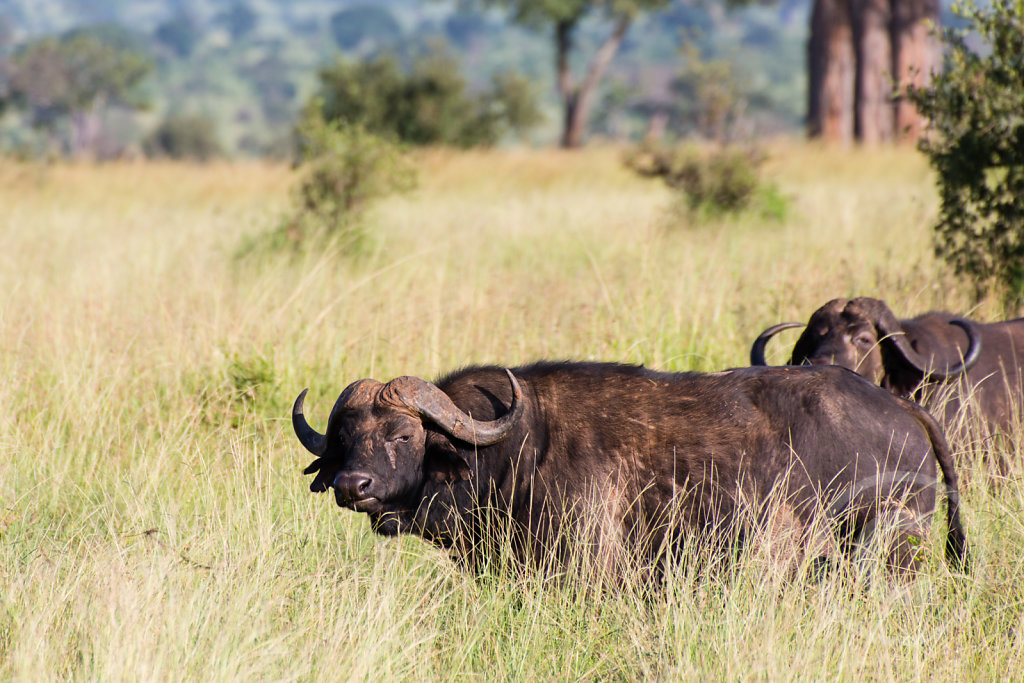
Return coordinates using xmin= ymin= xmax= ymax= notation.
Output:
xmin=624 ymin=142 xmax=787 ymax=222
xmin=227 ymin=353 xmax=276 ymax=409
xmin=906 ymin=0 xmax=1024 ymax=312
xmin=236 ymin=108 xmax=416 ymax=258
xmin=671 ymin=44 xmax=748 ymax=143
xmin=188 ymin=351 xmax=281 ymax=429
xmin=290 ymin=110 xmax=415 ymax=246
xmin=143 ymin=114 xmax=223 ymax=161
xmin=311 ymin=47 xmax=542 ymax=148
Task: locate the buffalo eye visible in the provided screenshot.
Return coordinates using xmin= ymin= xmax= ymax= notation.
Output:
xmin=387 ymin=433 xmax=412 ymax=444
xmin=853 ymin=333 xmax=874 ymax=347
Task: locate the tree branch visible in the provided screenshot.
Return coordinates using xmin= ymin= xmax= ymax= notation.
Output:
xmin=578 ymin=13 xmax=632 ymax=104
xmin=562 ymin=13 xmax=632 ymax=147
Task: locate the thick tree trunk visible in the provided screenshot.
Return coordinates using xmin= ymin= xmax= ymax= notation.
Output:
xmin=808 ymin=0 xmax=939 ymax=144
xmin=891 ymin=0 xmax=941 ymax=141
xmin=853 ymin=0 xmax=895 ymax=143
xmin=557 ymin=15 xmax=631 ymax=149
xmin=807 ymin=0 xmax=856 ymax=143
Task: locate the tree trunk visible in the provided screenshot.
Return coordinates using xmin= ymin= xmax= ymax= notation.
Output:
xmin=70 ymin=109 xmax=97 ymax=159
xmin=807 ymin=0 xmax=856 ymax=143
xmin=891 ymin=0 xmax=941 ymax=141
xmin=555 ymin=20 xmax=576 ymax=148
xmin=558 ymin=15 xmax=631 ymax=149
xmin=853 ymin=0 xmax=895 ymax=143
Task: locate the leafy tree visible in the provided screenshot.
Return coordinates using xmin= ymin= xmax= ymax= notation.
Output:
xmin=472 ymin=0 xmax=671 ymax=148
xmin=251 ymin=106 xmax=418 ymax=255
xmin=63 ymin=24 xmax=150 ymax=54
xmin=490 ymin=70 xmax=545 ymax=135
xmin=311 ymin=47 xmax=541 ymax=147
xmin=4 ymin=32 xmax=152 ymax=157
xmin=670 ymin=44 xmax=748 ymax=143
xmin=906 ymin=0 xmax=1024 ymax=312
xmin=329 ymin=6 xmax=402 ymax=51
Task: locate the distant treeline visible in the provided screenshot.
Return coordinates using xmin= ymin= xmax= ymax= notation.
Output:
xmin=0 ymin=0 xmax=815 ymax=158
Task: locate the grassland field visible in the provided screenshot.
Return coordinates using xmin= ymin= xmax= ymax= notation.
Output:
xmin=1 ymin=144 xmax=1023 ymax=680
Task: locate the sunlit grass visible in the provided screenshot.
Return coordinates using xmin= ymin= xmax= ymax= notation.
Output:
xmin=1 ymin=146 xmax=1022 ymax=679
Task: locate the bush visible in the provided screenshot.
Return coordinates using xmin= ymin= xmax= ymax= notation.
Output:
xmin=906 ymin=0 xmax=1024 ymax=312
xmin=189 ymin=351 xmax=282 ymax=429
xmin=271 ymin=108 xmax=416 ymax=253
xmin=624 ymin=142 xmax=787 ymax=222
xmin=311 ymin=47 xmax=542 ymax=148
xmin=143 ymin=114 xmax=223 ymax=161
xmin=489 ymin=71 xmax=545 ymax=137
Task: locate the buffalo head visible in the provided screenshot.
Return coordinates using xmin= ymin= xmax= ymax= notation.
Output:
xmin=750 ymin=297 xmax=981 ymax=384
xmin=292 ymin=370 xmax=523 ymax=534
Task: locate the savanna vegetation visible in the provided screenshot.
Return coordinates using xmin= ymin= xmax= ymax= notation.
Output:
xmin=2 ymin=146 xmax=1023 ymax=679
xmin=0 ymin=0 xmax=808 ymax=157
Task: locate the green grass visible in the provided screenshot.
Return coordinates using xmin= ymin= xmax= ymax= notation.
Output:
xmin=1 ymin=147 xmax=1022 ymax=680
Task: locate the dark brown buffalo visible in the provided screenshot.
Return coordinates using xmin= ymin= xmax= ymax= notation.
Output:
xmin=293 ymin=361 xmax=968 ymax=577
xmin=751 ymin=297 xmax=1024 ymax=433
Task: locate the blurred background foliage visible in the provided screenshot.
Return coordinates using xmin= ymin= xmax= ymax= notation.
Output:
xmin=310 ymin=45 xmax=542 ymax=147
xmin=0 ymin=0 xmax=810 ymax=159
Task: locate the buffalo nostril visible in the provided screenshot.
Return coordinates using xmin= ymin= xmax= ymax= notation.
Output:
xmin=333 ymin=472 xmax=375 ymax=501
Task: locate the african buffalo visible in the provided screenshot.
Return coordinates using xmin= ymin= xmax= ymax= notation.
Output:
xmin=293 ymin=361 xmax=968 ymax=578
xmin=751 ymin=297 xmax=1024 ymax=434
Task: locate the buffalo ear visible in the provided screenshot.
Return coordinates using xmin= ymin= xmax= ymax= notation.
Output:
xmin=304 ymin=458 xmax=333 ymax=492
xmin=876 ymin=340 xmax=927 ymax=396
xmin=878 ymin=357 xmax=924 ymax=397
xmin=424 ymin=435 xmax=473 ymax=483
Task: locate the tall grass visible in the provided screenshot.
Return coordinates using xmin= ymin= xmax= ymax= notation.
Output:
xmin=1 ymin=147 xmax=1022 ymax=680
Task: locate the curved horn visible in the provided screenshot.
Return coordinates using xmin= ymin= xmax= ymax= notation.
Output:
xmin=292 ymin=388 xmax=327 ymax=456
xmin=386 ymin=369 xmax=524 ymax=446
xmin=750 ymin=322 xmax=805 ymax=366
xmin=866 ymin=300 xmax=981 ymax=380
xmin=946 ymin=319 xmax=982 ymax=375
